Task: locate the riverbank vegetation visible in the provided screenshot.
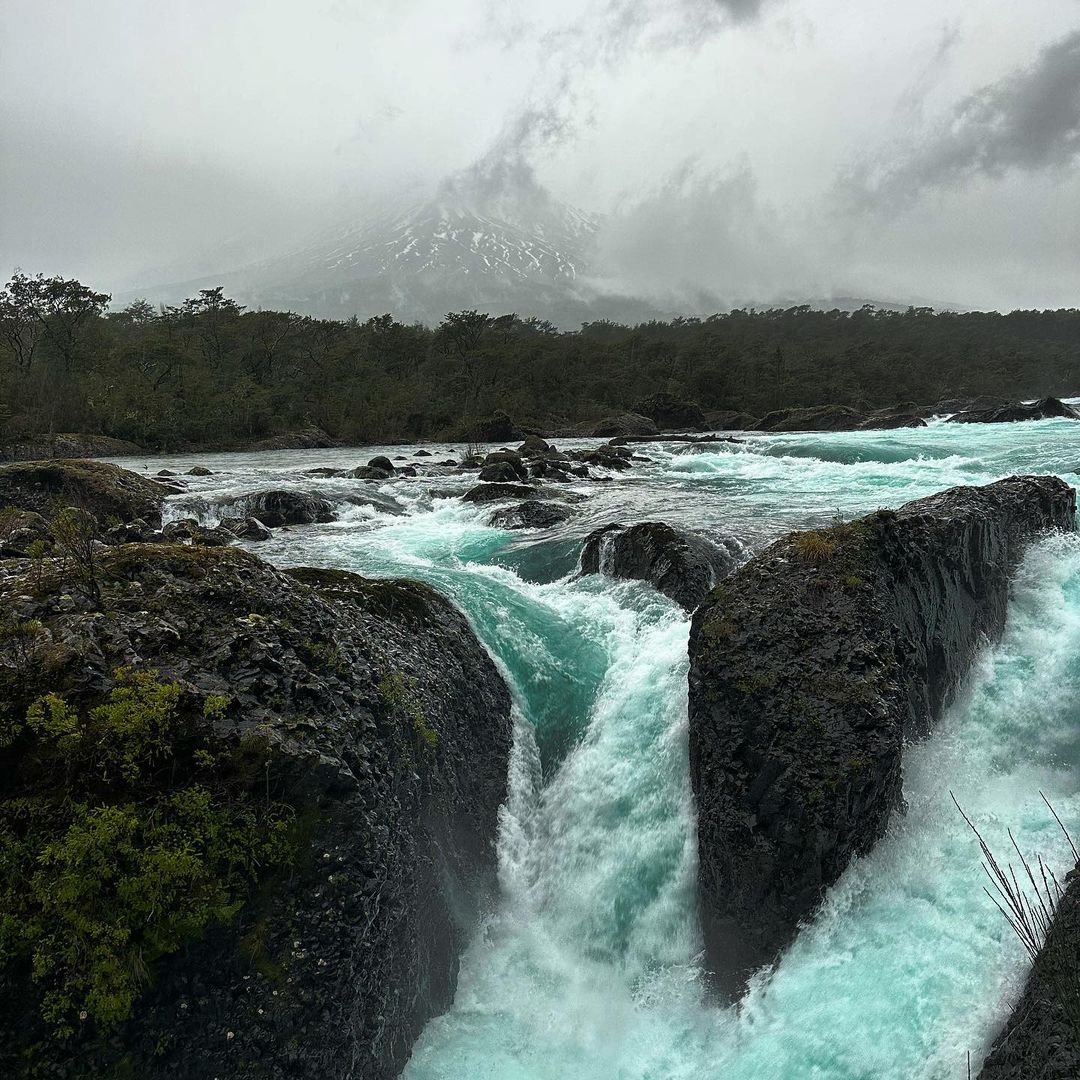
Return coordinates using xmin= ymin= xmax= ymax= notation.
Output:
xmin=2 ymin=271 xmax=1078 ymax=450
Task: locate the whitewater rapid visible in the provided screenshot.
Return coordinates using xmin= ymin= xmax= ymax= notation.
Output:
xmin=126 ymin=416 xmax=1080 ymax=1078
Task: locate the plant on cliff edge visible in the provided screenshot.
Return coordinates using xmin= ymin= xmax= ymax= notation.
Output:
xmin=0 ymin=670 xmax=296 ymax=1037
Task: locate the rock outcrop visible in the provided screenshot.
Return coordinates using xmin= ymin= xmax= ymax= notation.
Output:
xmin=947 ymin=397 xmax=1080 ymax=425
xmin=687 ymin=476 xmax=1076 ymax=989
xmin=980 ymin=866 xmax=1080 ymax=1079
xmin=248 ymin=425 xmax=339 ymax=451
xmin=579 ymin=522 xmax=743 ymax=611
xmin=0 ymin=542 xmax=513 ymax=1079
xmin=0 ymin=433 xmax=144 ymax=461
xmin=0 ymin=459 xmax=167 ymax=526
xmin=633 ymin=392 xmax=706 ymax=432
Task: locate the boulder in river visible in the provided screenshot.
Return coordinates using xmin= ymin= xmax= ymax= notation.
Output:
xmin=687 ymin=476 xmax=1076 ymax=990
xmin=462 ymin=482 xmax=541 ymax=504
xmin=350 ymin=465 xmax=393 ymax=480
xmin=947 ymin=396 xmax=1079 ymax=425
xmin=579 ymin=522 xmax=742 ymax=611
xmin=488 ymin=501 xmax=576 ymax=530
xmin=0 ymin=545 xmax=513 ymax=1080
xmin=220 ymin=514 xmax=273 ymax=541
xmin=367 ymin=455 xmax=395 ymax=472
xmin=224 ymin=489 xmax=336 ymax=527
xmin=470 ymin=410 xmax=524 ymax=443
xmin=248 ymin=425 xmax=339 ymax=451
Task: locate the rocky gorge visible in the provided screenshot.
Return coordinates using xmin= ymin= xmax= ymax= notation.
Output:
xmin=2 ymin=413 xmax=1080 ymax=1079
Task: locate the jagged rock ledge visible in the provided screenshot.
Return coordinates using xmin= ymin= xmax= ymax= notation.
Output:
xmin=687 ymin=476 xmax=1076 ymax=990
xmin=980 ymin=865 xmax=1080 ymax=1078
xmin=0 ymin=540 xmax=512 ymax=1078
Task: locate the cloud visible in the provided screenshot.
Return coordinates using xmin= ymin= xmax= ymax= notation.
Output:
xmin=592 ymin=162 xmax=811 ymax=307
xmin=850 ymin=29 xmax=1080 ymax=205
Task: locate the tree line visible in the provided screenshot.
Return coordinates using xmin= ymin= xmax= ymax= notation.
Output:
xmin=1 ymin=271 xmax=1078 ymax=449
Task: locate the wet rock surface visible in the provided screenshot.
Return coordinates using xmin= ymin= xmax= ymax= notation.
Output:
xmin=687 ymin=476 xmax=1077 ymax=990
xmin=0 ymin=542 xmax=513 ymax=1080
xmin=579 ymin=521 xmax=742 ymax=611
xmin=220 ymin=489 xmax=337 ymax=527
xmin=488 ymin=500 xmax=576 ymax=531
xmin=980 ymin=866 xmax=1080 ymax=1079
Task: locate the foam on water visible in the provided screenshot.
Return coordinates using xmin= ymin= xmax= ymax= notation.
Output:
xmin=121 ymin=418 xmax=1080 ymax=1078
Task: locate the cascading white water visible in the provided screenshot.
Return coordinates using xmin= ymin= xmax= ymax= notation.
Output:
xmin=126 ymin=414 xmax=1080 ymax=1078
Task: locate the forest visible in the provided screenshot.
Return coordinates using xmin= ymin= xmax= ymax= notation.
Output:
xmin=1 ymin=271 xmax=1079 ymax=450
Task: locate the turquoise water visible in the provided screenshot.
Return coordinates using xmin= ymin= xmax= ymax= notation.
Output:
xmin=134 ymin=416 xmax=1080 ymax=1078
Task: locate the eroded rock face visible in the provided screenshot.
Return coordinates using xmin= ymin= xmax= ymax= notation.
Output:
xmin=0 ymin=459 xmax=166 ymax=527
xmin=0 ymin=546 xmax=513 ymax=1080
xmin=980 ymin=866 xmax=1080 ymax=1079
xmin=687 ymin=476 xmax=1076 ymax=990
xmin=580 ymin=522 xmax=742 ymax=611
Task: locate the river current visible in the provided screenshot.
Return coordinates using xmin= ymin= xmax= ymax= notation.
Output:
xmin=117 ymin=417 xmax=1080 ymax=1079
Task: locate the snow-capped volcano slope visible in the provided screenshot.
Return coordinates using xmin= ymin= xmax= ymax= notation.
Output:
xmin=132 ymin=176 xmax=636 ymax=327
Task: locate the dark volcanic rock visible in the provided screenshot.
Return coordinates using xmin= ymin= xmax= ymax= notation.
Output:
xmin=461 ymin=482 xmax=540 ymax=504
xmin=0 ymin=459 xmax=166 ymax=527
xmin=687 ymin=476 xmax=1076 ymax=989
xmin=634 ymin=392 xmax=707 ymax=431
xmin=350 ymin=465 xmax=393 ymax=480
xmin=947 ymin=396 xmax=1080 ymax=425
xmin=0 ymin=509 xmax=50 ymax=557
xmin=219 ymin=515 xmax=273 ymax=541
xmin=478 ymin=461 xmax=522 ymax=483
xmin=186 ymin=465 xmax=214 ymax=476
xmin=488 ymin=501 xmax=576 ymax=530
xmin=162 ymin=518 xmax=236 ymax=546
xmin=471 ymin=410 xmax=523 ymax=442
xmin=518 ymin=434 xmax=551 ymax=456
xmin=367 ymin=455 xmax=395 ymax=472
xmin=0 ymin=546 xmax=512 ymax=1080
xmin=980 ymin=865 xmax=1080 ymax=1079
xmin=859 ymin=403 xmax=928 ymax=430
xmin=224 ymin=489 xmax=337 ymax=527
xmin=579 ymin=522 xmax=742 ymax=611
xmin=705 ymin=410 xmax=759 ymax=431
xmin=751 ymin=405 xmax=865 ymax=432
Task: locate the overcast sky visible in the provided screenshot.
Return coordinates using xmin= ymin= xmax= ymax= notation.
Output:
xmin=2 ymin=0 xmax=1078 ymax=309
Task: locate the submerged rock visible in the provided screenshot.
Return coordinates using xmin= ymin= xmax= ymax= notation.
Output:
xmin=579 ymin=522 xmax=741 ymax=610
xmin=980 ymin=865 xmax=1080 ymax=1079
xmin=947 ymin=396 xmax=1079 ymax=425
xmin=687 ymin=476 xmax=1076 ymax=989
xmin=0 ymin=458 xmax=166 ymax=527
xmin=0 ymin=546 xmax=513 ymax=1080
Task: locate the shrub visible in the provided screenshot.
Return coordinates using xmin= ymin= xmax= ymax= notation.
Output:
xmin=0 ymin=671 xmax=296 ymax=1037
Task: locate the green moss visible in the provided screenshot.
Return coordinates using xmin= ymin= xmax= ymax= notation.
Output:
xmin=0 ymin=670 xmax=296 ymax=1039
xmin=379 ymin=671 xmax=438 ymax=748
xmin=300 ymin=639 xmax=347 ymax=676
xmin=733 ymin=670 xmax=779 ymax=695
